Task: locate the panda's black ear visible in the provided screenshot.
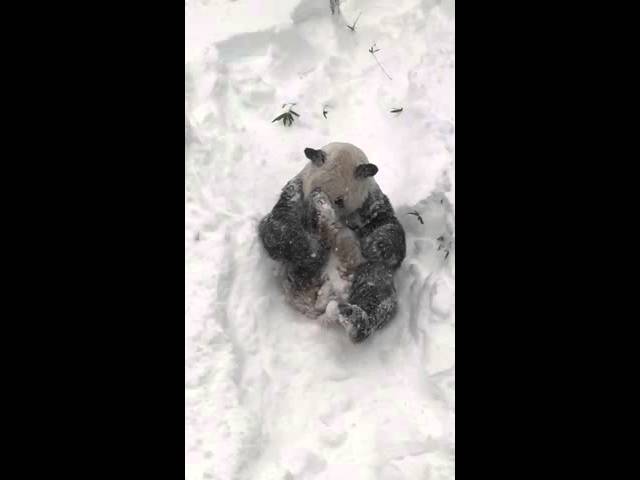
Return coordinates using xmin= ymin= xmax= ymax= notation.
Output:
xmin=304 ymin=148 xmax=326 ymax=166
xmin=354 ymin=163 xmax=378 ymax=179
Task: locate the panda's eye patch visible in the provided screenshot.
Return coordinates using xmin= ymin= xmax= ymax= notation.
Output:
xmin=334 ymin=198 xmax=344 ymax=208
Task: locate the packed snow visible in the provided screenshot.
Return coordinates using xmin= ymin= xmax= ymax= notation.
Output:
xmin=185 ymin=1 xmax=455 ymax=479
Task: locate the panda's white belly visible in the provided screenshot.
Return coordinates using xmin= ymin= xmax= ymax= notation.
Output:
xmin=281 ymin=249 xmax=353 ymax=323
xmin=313 ymin=250 xmax=354 ymax=323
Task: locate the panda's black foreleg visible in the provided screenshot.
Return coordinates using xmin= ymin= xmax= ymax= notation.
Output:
xmin=258 ymin=178 xmax=329 ymax=285
xmin=360 ymin=221 xmax=407 ymax=270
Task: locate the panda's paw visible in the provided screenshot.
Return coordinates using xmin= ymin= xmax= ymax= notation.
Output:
xmin=310 ymin=188 xmax=332 ymax=213
xmin=337 ymin=303 xmax=373 ymax=343
xmin=310 ymin=188 xmax=339 ymax=233
xmin=319 ymin=300 xmax=340 ymax=326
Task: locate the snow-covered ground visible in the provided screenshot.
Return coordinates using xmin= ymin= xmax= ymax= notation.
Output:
xmin=185 ymin=1 xmax=455 ymax=479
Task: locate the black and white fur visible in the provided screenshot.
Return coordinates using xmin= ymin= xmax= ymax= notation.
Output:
xmin=259 ymin=143 xmax=406 ymax=343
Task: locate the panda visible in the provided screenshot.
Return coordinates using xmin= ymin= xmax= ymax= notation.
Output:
xmin=258 ymin=142 xmax=406 ymax=343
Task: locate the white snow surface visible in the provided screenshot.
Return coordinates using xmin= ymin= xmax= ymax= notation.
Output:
xmin=185 ymin=1 xmax=455 ymax=479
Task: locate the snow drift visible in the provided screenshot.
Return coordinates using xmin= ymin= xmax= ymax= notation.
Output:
xmin=186 ymin=1 xmax=455 ymax=478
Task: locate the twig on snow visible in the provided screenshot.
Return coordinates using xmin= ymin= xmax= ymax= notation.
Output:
xmin=369 ymin=43 xmax=392 ymax=80
xmin=347 ymin=12 xmax=362 ymax=31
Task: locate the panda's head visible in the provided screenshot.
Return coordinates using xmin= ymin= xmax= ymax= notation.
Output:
xmin=300 ymin=142 xmax=379 ymax=218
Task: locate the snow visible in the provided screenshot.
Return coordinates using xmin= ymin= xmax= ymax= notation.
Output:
xmin=185 ymin=1 xmax=455 ymax=479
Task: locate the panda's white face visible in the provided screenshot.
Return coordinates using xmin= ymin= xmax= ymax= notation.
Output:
xmin=299 ymin=142 xmax=378 ymax=218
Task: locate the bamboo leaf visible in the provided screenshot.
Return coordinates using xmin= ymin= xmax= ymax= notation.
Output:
xmin=407 ymin=211 xmax=424 ymax=224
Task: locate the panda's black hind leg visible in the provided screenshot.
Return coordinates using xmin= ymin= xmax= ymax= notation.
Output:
xmin=372 ymin=296 xmax=398 ymax=330
xmin=337 ymin=303 xmax=373 ymax=343
xmin=338 ymin=261 xmax=399 ymax=343
xmin=337 ymin=296 xmax=397 ymax=343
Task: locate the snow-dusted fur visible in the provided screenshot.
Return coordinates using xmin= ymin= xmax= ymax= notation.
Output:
xmin=259 ymin=142 xmax=406 ymax=342
xmin=186 ymin=1 xmax=454 ymax=478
